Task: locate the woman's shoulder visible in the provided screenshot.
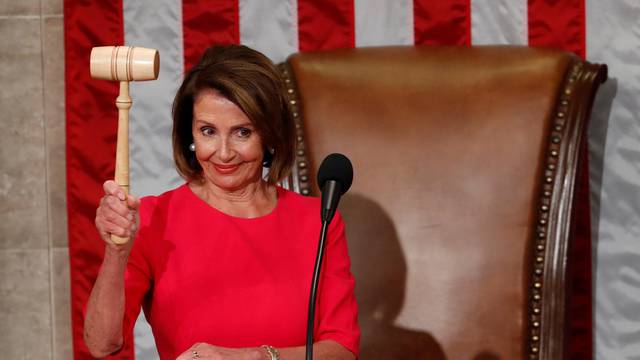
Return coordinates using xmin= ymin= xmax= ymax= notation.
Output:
xmin=277 ymin=186 xmax=320 ymax=210
xmin=275 ymin=185 xmax=349 ymax=225
xmin=138 ymin=183 xmax=191 ymax=214
xmin=277 ymin=185 xmax=346 ymax=219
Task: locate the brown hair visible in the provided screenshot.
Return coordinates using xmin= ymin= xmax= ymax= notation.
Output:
xmin=172 ymin=44 xmax=295 ymax=184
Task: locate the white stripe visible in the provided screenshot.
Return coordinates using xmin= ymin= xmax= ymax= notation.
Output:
xmin=124 ymin=0 xmax=184 ymax=199
xmin=355 ymin=0 xmax=413 ymax=46
xmin=586 ymin=1 xmax=640 ymax=359
xmin=123 ymin=0 xmax=184 ymax=358
xmin=471 ymin=0 xmax=527 ymax=45
xmin=239 ymin=0 xmax=298 ymax=63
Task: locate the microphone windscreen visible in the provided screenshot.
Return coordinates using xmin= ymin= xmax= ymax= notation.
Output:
xmin=317 ymin=153 xmax=353 ymax=194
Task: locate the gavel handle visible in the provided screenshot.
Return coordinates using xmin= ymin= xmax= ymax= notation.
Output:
xmin=113 ymin=81 xmax=132 ymax=245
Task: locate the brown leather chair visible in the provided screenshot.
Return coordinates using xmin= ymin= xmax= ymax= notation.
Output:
xmin=279 ymin=46 xmax=607 ymax=359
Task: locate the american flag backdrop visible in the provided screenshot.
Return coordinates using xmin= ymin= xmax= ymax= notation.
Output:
xmin=63 ymin=1 xmax=640 ymax=359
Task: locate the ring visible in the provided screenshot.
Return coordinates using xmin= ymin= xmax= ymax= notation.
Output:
xmin=192 ymin=350 xmax=200 ymax=358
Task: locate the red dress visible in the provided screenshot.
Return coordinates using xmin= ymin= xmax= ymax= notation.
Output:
xmin=122 ymin=184 xmax=360 ymax=359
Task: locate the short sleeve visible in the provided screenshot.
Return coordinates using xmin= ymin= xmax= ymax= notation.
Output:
xmin=316 ymin=210 xmax=361 ymax=357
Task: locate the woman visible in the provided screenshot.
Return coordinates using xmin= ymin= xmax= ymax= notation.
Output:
xmin=85 ymin=45 xmax=360 ymax=360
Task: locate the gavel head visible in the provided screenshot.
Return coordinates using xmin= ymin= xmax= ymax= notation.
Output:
xmin=90 ymin=46 xmax=159 ymax=81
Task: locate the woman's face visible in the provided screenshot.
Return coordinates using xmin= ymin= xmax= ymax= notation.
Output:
xmin=191 ymin=89 xmax=264 ymax=191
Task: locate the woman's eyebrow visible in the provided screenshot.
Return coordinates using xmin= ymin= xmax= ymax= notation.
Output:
xmin=194 ymin=119 xmax=216 ymax=126
xmin=230 ymin=122 xmax=254 ymax=129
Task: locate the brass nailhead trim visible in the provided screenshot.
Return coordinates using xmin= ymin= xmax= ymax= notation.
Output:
xmin=279 ymin=63 xmax=311 ymax=196
xmin=528 ymin=62 xmax=583 ymax=359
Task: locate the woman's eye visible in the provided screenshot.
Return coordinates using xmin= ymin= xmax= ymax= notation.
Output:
xmin=237 ymin=127 xmax=252 ymax=138
xmin=201 ymin=127 xmax=215 ymax=136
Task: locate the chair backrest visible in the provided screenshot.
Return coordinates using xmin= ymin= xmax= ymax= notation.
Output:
xmin=280 ymin=46 xmax=606 ymax=359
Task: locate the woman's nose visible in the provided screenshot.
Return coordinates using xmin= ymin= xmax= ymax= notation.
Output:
xmin=217 ymin=138 xmax=234 ymax=162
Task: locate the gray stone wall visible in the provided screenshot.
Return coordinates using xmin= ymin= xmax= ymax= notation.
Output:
xmin=0 ymin=0 xmax=71 ymax=358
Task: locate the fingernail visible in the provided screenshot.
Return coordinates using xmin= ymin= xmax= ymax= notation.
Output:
xmin=128 ymin=213 xmax=133 ymax=221
xmin=118 ymin=192 xmax=125 ymax=201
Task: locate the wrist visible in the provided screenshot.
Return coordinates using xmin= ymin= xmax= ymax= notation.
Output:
xmin=103 ymin=245 xmax=131 ymax=266
xmin=252 ymin=346 xmax=268 ymax=360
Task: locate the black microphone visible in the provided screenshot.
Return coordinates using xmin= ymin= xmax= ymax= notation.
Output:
xmin=317 ymin=153 xmax=354 ymax=223
xmin=306 ymin=153 xmax=353 ymax=360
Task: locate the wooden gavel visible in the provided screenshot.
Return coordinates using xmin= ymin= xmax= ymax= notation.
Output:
xmin=90 ymin=46 xmax=160 ymax=244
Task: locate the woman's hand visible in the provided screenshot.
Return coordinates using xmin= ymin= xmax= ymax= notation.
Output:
xmin=175 ymin=343 xmax=266 ymax=360
xmin=95 ymin=180 xmax=140 ymax=253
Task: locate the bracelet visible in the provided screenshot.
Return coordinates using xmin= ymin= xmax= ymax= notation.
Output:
xmin=261 ymin=345 xmax=280 ymax=360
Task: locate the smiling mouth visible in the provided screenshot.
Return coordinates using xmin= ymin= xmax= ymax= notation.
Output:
xmin=213 ymin=163 xmax=240 ymax=174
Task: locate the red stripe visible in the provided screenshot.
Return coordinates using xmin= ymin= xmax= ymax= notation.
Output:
xmin=64 ymin=0 xmax=131 ymax=358
xmin=182 ymin=0 xmax=240 ymax=70
xmin=413 ymin=0 xmax=471 ymax=45
xmin=297 ymin=0 xmax=355 ymax=51
xmin=528 ymin=0 xmax=586 ymax=58
xmin=528 ymin=2 xmax=589 ymax=358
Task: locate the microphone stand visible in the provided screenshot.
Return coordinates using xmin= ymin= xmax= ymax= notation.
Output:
xmin=305 ymin=220 xmax=329 ymax=360
xmin=306 ymin=180 xmax=341 ymax=360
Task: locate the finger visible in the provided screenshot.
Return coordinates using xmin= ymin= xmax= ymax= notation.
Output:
xmin=105 ymin=195 xmax=132 ymax=218
xmin=99 ymin=231 xmax=111 ymax=243
xmin=126 ymin=194 xmax=141 ymax=210
xmin=98 ymin=206 xmax=132 ymax=234
xmin=108 ymin=211 xmax=132 ymax=230
xmin=175 ymin=343 xmax=204 ymax=360
xmin=103 ymin=205 xmax=131 ymax=227
xmin=95 ymin=217 xmax=111 ymax=242
xmin=103 ymin=180 xmax=125 ymax=201
xmin=175 ymin=351 xmax=191 ymax=360
xmin=129 ymin=218 xmax=138 ymax=236
xmin=101 ymin=220 xmax=131 ymax=239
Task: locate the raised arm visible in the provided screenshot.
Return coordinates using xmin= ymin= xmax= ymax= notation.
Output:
xmin=84 ymin=180 xmax=140 ymax=358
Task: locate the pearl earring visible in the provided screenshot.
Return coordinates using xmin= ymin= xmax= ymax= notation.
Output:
xmin=189 ymin=143 xmax=195 ymax=152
